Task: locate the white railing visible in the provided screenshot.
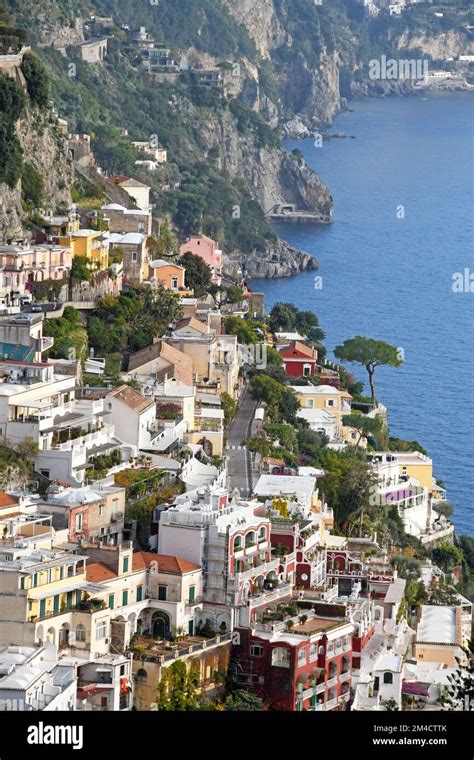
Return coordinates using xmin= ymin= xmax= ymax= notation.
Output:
xmin=339 ymin=671 xmax=351 ymax=683
xmin=326 ymin=676 xmax=338 ymax=688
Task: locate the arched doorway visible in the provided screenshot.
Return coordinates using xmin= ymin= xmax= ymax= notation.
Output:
xmin=152 ymin=611 xmax=171 ymax=639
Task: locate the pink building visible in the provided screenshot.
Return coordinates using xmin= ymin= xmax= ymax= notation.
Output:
xmin=0 ymin=244 xmax=72 ymax=307
xmin=179 ymin=234 xmax=222 ymax=285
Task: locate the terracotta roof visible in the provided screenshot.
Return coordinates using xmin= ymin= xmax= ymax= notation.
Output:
xmin=174 ymin=316 xmax=208 ymax=335
xmin=132 ymin=552 xmax=200 ymax=574
xmin=107 ymin=385 xmax=154 ymax=413
xmin=280 ymin=341 xmax=317 ymax=359
xmin=86 ymin=562 xmax=117 ymax=582
xmin=127 ymin=340 xmax=193 ymax=385
xmin=0 ymin=492 xmax=19 ymax=508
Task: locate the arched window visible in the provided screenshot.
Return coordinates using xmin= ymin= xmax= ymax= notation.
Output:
xmin=233 ymin=536 xmax=242 ymax=552
xmin=383 ymin=672 xmax=393 ymax=684
xmin=136 ymin=668 xmax=147 ymax=682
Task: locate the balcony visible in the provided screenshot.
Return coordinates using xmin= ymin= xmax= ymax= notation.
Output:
xmin=325 ymin=697 xmax=339 ymax=711
xmin=233 ymin=548 xmax=245 ymax=559
xmin=258 ymin=540 xmax=268 ymax=550
xmin=232 ymin=558 xmax=279 ymax=583
xmin=339 ymin=671 xmax=351 ymax=683
xmin=326 ymin=676 xmax=338 ymax=688
xmin=110 ymin=511 xmax=124 ymax=522
xmin=245 ymin=543 xmax=258 ymax=556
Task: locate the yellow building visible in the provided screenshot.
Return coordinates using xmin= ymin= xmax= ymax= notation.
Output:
xmin=58 ymin=229 xmax=110 ymax=270
xmin=291 ymin=384 xmax=363 ymax=444
xmin=394 ymin=452 xmax=434 ymax=492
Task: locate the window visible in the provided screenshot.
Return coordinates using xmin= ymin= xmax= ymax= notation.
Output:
xmin=171 ymin=277 xmax=178 ymax=290
xmin=310 ymin=643 xmax=318 ymax=662
xmin=19 ymin=576 xmax=25 ymax=590
xmin=32 ymin=573 xmax=38 ymax=588
xmin=383 ymin=672 xmax=393 ymax=685
xmin=120 ymin=665 xmax=126 ymax=676
xmin=122 ymin=557 xmax=129 ymax=573
xmin=250 ymin=644 xmax=263 ymax=657
xmin=158 ymin=586 xmax=167 ymax=601
xmin=298 ymin=648 xmax=307 ymax=666
xmin=132 ymin=251 xmax=138 ymax=262
xmin=136 ymin=585 xmax=143 ymax=602
xmin=307 ymin=399 xmax=314 ymax=408
xmin=122 ymin=590 xmax=129 ymax=606
xmin=76 ymin=624 xmax=86 ymax=642
xmin=303 ymin=365 xmax=311 ymax=377
xmin=272 ymin=647 xmax=290 ymax=668
xmin=75 ymin=513 xmax=83 ymax=532
xmin=136 ymin=668 xmax=147 ymax=682
xmin=326 ymin=399 xmax=335 ymax=407
xmin=95 ymin=620 xmax=107 ymax=640
xmin=98 ymin=505 xmax=104 ymax=517
xmin=108 ymin=594 xmax=115 ymax=610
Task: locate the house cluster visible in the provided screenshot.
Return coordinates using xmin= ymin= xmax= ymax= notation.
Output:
xmin=357 ymin=0 xmax=424 ymax=18
xmin=0 ymin=448 xmax=467 ymax=713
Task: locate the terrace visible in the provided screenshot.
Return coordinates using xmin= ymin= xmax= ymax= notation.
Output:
xmin=129 ymin=632 xmax=231 ymax=664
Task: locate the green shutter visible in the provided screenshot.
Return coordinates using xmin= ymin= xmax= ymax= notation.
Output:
xmin=53 ymin=595 xmax=60 ymax=612
xmin=189 ymin=585 xmax=195 ymax=603
xmin=108 ymin=594 xmax=115 ymax=610
xmin=39 ymin=599 xmax=46 ymax=618
xmin=123 ymin=557 xmax=129 ymax=573
xmin=136 ymin=585 xmax=143 ymax=602
xmin=122 ymin=590 xmax=128 ymax=606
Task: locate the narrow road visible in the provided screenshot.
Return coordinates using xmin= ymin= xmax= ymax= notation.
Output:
xmin=226 ymin=387 xmax=258 ymax=498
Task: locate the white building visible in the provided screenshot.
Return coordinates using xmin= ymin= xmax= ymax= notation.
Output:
xmin=158 ymin=486 xmax=293 ymax=630
xmin=367 ymin=453 xmax=433 ymax=537
xmin=0 ymin=643 xmax=77 ymax=711
xmin=0 ymin=361 xmax=136 ymax=485
xmin=253 ymin=474 xmax=317 ymax=516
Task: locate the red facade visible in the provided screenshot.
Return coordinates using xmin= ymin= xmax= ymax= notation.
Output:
xmin=232 ymin=624 xmax=353 ymax=711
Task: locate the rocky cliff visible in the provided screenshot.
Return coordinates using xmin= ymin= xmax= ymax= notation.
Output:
xmin=0 ymin=87 xmax=73 ymax=240
xmin=223 ymin=238 xmax=318 ymax=279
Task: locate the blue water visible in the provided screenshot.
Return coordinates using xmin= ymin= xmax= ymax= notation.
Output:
xmin=252 ymin=93 xmax=474 ymax=535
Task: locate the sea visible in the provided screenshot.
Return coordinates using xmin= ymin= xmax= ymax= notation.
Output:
xmin=251 ymin=93 xmax=474 ymax=535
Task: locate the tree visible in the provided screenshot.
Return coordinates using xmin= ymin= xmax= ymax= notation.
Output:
xmin=224 ymin=316 xmax=258 ymax=344
xmin=342 ymin=411 xmax=383 ymax=449
xmin=180 ymin=252 xmax=212 ymax=296
xmin=15 ymin=437 xmax=39 ymax=462
xmin=147 ymin=221 xmax=179 ymax=261
xmin=71 ymin=256 xmax=92 ymax=283
xmin=224 ymin=690 xmax=263 ymax=711
xmin=249 ymin=375 xmax=285 ymax=407
xmin=431 ymin=543 xmax=463 ymax=572
xmin=432 ymin=501 xmax=454 ymax=520
xmin=319 ymin=449 xmax=377 ymax=533
xmin=154 ymin=661 xmax=198 ymax=711
xmin=208 ymin=284 xmax=244 ymax=309
xmin=221 ymin=392 xmax=237 ymax=425
xmin=334 ymin=336 xmax=403 ymax=405
xmin=264 ymin=423 xmax=298 ymax=451
xmin=268 ymin=302 xmax=297 ymax=333
xmin=21 ymin=52 xmax=49 ymax=108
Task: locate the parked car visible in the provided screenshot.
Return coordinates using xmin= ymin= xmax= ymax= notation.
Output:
xmin=12 ymin=313 xmax=33 ymax=324
xmin=31 ymin=305 xmax=43 ymax=313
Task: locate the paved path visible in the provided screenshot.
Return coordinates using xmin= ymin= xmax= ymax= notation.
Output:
xmin=226 ymin=387 xmax=258 ymax=498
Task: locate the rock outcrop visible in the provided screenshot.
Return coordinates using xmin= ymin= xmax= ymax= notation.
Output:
xmin=0 ymin=96 xmax=73 ymax=241
xmin=223 ymin=239 xmax=318 ymax=279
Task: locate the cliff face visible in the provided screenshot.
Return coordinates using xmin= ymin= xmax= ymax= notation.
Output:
xmin=224 ymin=0 xmax=343 ymax=126
xmin=395 ymin=29 xmax=474 ymax=60
xmin=223 ymin=239 xmax=318 ymax=279
xmin=206 ymin=110 xmax=332 ymax=218
xmin=0 ymin=90 xmax=73 ymax=240
xmin=223 ymin=0 xmax=286 ymax=58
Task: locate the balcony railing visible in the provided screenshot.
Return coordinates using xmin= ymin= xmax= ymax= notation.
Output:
xmin=326 ymin=676 xmax=338 ymax=688
xmin=325 ymin=697 xmax=339 ymax=711
xmin=339 ymin=671 xmax=351 ymax=683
